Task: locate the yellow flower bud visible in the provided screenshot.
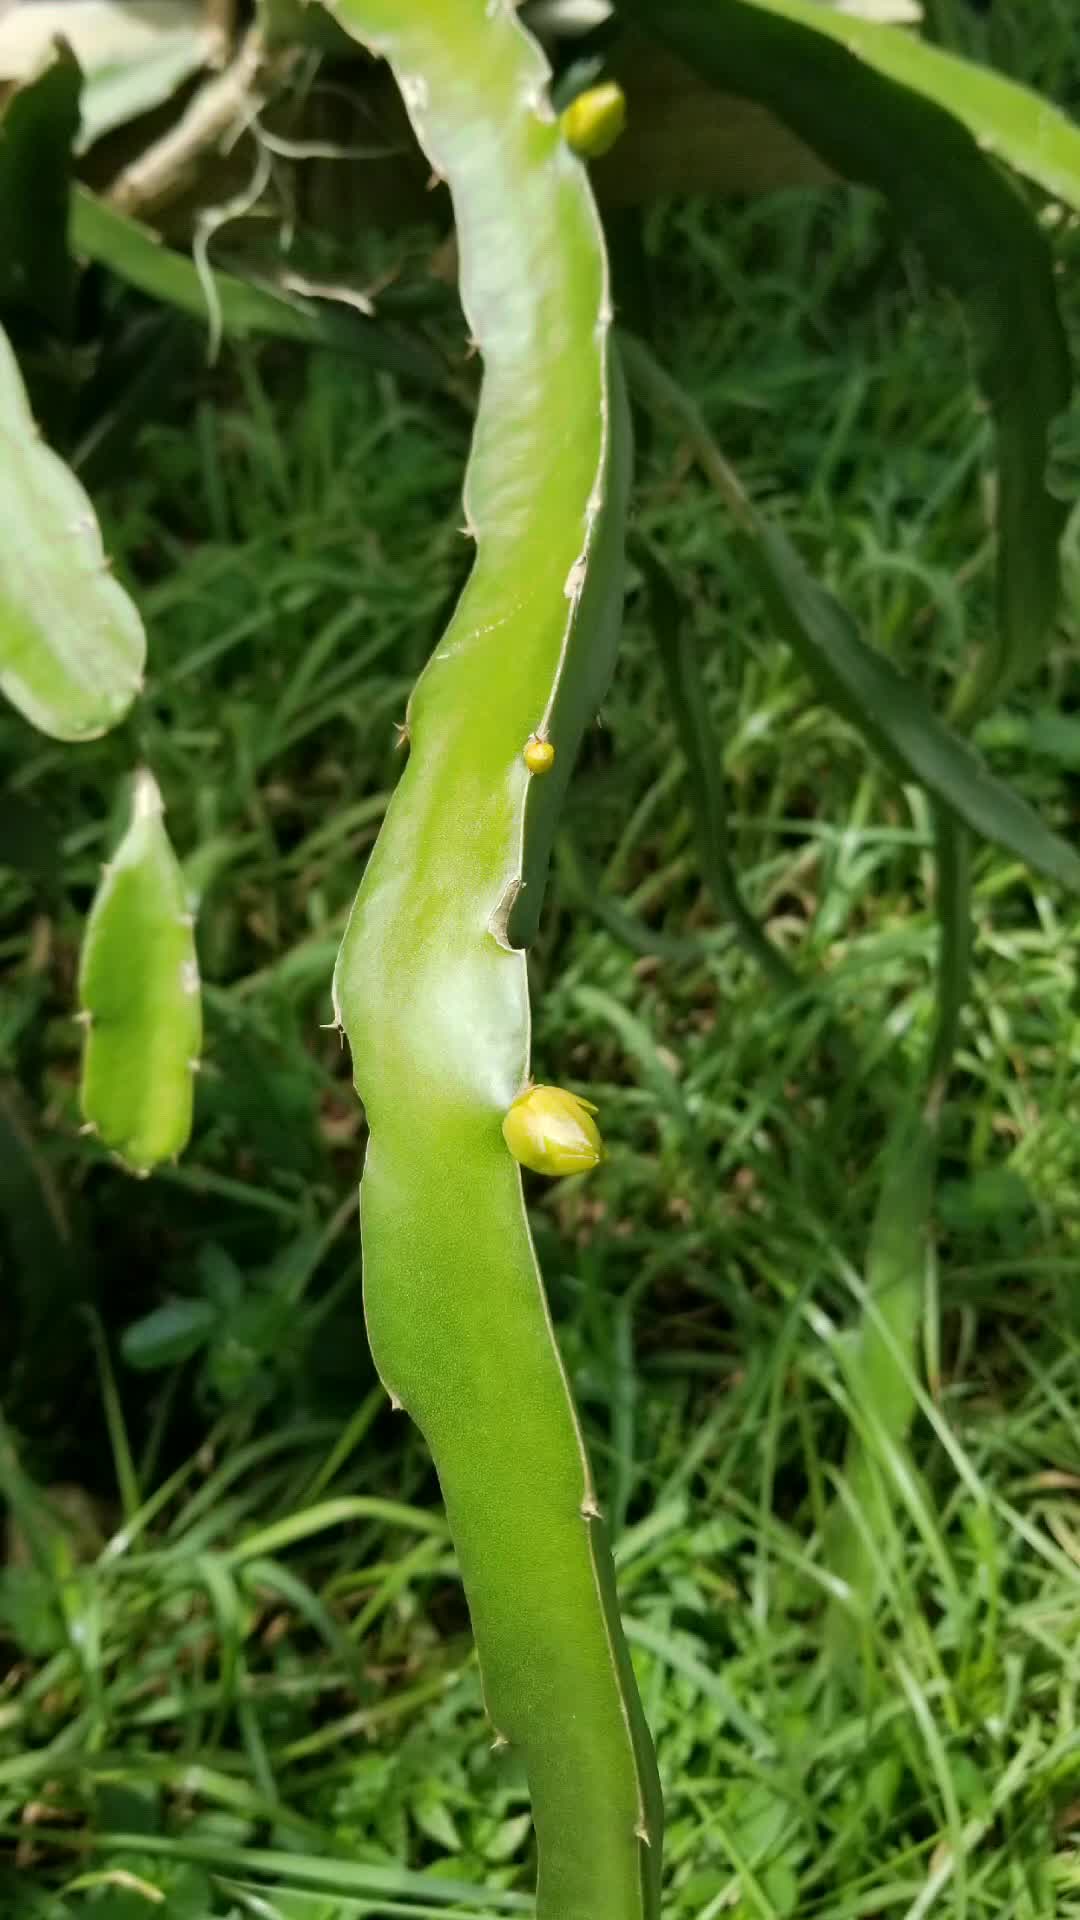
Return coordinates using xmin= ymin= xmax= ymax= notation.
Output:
xmin=502 ymin=1084 xmax=605 ymax=1177
xmin=559 ymin=82 xmax=627 ymax=160
xmin=523 ymin=735 xmax=556 ymax=775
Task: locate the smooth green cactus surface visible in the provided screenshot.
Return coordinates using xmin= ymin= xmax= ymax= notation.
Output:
xmin=329 ymin=3 xmax=660 ymax=1917
xmin=78 ymin=770 xmax=201 ymax=1173
xmin=0 ymin=321 xmax=144 ymax=741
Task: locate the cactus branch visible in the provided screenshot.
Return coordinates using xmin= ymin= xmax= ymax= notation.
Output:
xmin=78 ymin=772 xmax=202 ymax=1174
xmin=329 ymin=3 xmax=661 ymax=1917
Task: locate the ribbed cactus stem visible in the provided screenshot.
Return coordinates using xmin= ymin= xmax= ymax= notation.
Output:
xmin=329 ymin=3 xmax=661 ymax=1916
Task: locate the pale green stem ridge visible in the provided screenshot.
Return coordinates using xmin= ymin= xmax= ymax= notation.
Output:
xmin=329 ymin=4 xmax=661 ymax=1917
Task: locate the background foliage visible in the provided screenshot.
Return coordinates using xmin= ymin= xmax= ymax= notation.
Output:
xmin=2 ymin=2 xmax=1080 ymax=1915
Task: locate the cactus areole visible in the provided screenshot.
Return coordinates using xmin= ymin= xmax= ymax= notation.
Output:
xmin=329 ymin=1 xmax=662 ymax=1916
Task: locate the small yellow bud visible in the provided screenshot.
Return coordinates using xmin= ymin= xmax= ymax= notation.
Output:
xmin=502 ymin=1084 xmax=605 ymax=1178
xmin=559 ymin=82 xmax=627 ymax=160
xmin=523 ymin=735 xmax=556 ymax=775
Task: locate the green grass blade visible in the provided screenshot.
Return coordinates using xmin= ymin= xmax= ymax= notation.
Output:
xmin=0 ymin=320 xmax=144 ymax=739
xmin=330 ymin=3 xmax=661 ymax=1916
xmin=826 ymin=1102 xmax=937 ymax=1624
xmin=620 ymin=333 xmax=1080 ymax=893
xmin=78 ymin=770 xmax=202 ymax=1172
xmin=750 ymin=519 xmax=1080 ymax=886
xmin=926 ymin=809 xmax=972 ymax=1103
xmin=73 ymin=1835 xmax=532 ymax=1911
xmin=0 ymin=1079 xmax=84 ymax=1365
xmin=615 ymin=0 xmax=1072 ymax=708
xmin=69 ymin=187 xmax=447 ymax=383
xmin=221 ymin=1496 xmax=448 ymax=1565
xmin=84 ymin=1309 xmax=142 ymax=1522
xmin=638 ymin=540 xmax=808 ymax=997
xmin=0 ymin=45 xmax=80 ymax=337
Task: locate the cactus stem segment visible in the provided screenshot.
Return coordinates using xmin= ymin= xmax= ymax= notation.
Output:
xmin=330 ymin=3 xmax=661 ymax=1911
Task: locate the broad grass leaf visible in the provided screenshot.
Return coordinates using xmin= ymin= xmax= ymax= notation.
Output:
xmin=71 ymin=188 xmax=447 ymax=383
xmin=615 ymin=0 xmax=1073 ymax=706
xmin=749 ymin=521 xmax=1080 ymax=890
xmin=621 ymin=333 xmax=1080 ymax=892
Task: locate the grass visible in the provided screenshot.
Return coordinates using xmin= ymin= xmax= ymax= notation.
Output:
xmin=4 ymin=57 xmax=1080 ymax=1920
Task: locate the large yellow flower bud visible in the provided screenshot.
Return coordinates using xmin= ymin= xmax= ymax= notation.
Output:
xmin=559 ymin=82 xmax=627 ymax=160
xmin=501 ymin=1084 xmax=605 ymax=1177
